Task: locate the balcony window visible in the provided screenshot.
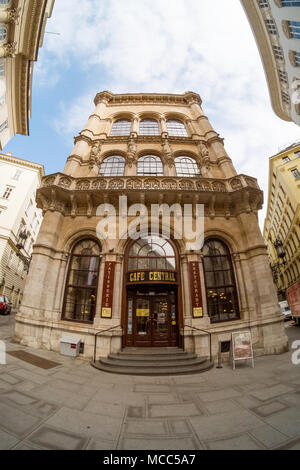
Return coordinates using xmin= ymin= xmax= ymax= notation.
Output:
xmin=139 ymin=119 xmax=159 ymax=135
xmin=99 ymin=156 xmax=125 ymax=177
xmin=175 ymin=156 xmax=200 ymax=177
xmin=166 ymin=119 xmax=188 ymax=137
xmin=110 ymin=119 xmax=131 ymax=136
xmin=137 ymin=155 xmax=163 ymax=176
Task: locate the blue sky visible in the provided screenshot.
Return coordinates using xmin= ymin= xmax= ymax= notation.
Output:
xmin=4 ymin=0 xmax=300 ymax=227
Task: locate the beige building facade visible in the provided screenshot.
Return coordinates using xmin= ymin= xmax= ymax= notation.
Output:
xmin=264 ymin=141 xmax=300 ymax=311
xmin=14 ymin=91 xmax=288 ymax=361
xmin=241 ymin=0 xmax=300 ymax=126
xmin=0 ymin=0 xmax=54 ymax=149
xmin=0 ymin=152 xmax=44 ymax=309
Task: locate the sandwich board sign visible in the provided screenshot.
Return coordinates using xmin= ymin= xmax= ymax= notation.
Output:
xmin=231 ymin=331 xmax=254 ymax=370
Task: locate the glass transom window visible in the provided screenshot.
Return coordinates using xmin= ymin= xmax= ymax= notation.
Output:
xmin=139 ymin=119 xmax=159 ymax=135
xmin=175 ymin=156 xmax=200 ymax=177
xmin=137 ymin=155 xmax=163 ymax=176
xmin=110 ymin=119 xmax=131 ymax=136
xmin=99 ymin=156 xmax=125 ymax=177
xmin=128 ymin=236 xmax=176 ymax=270
xmin=166 ymin=119 xmax=188 ymax=137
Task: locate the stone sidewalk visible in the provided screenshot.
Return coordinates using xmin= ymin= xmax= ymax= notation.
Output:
xmin=0 ymin=314 xmax=300 ymax=450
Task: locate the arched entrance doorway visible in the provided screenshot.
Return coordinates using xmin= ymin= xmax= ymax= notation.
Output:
xmin=122 ymin=235 xmax=182 ymax=348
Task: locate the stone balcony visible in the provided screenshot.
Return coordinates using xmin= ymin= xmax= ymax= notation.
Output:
xmin=37 ymin=173 xmax=263 ymax=218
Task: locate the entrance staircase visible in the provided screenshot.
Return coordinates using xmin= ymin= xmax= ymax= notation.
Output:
xmin=91 ymin=347 xmax=214 ymax=376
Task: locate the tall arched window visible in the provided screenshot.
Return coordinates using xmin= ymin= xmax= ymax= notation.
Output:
xmin=139 ymin=119 xmax=159 ymax=135
xmin=110 ymin=119 xmax=131 ymax=136
xmin=63 ymin=239 xmax=101 ymax=323
xmin=166 ymin=119 xmax=188 ymax=137
xmin=128 ymin=236 xmax=176 ymax=270
xmin=203 ymin=239 xmax=239 ymax=323
xmin=137 ymin=155 xmax=163 ymax=176
xmin=175 ymin=156 xmax=200 ymax=177
xmin=99 ymin=156 xmax=125 ymax=176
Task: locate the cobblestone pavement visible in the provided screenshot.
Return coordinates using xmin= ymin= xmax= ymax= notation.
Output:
xmin=0 ymin=314 xmax=300 ymax=450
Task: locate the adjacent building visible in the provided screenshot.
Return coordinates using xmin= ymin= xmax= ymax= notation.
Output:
xmin=241 ymin=0 xmax=300 ymax=126
xmin=0 ymin=0 xmax=54 ymax=150
xmin=0 ymin=152 xmax=44 ymax=310
xmin=264 ymin=141 xmax=300 ymax=315
xmin=14 ymin=91 xmax=288 ymax=364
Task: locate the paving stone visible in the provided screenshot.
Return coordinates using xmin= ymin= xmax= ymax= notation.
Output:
xmin=84 ymin=399 xmax=126 ymax=418
xmin=190 ymin=410 xmax=264 ymax=441
xmin=126 ymin=406 xmax=145 ymax=418
xmin=125 ymin=420 xmax=168 ymax=436
xmin=264 ymin=407 xmax=300 ymax=438
xmin=0 ymin=428 xmax=19 ymax=450
xmin=0 ymin=379 xmax=13 ymax=393
xmin=0 ymin=403 xmax=42 ymax=438
xmin=251 ymin=401 xmax=290 ymax=418
xmin=149 ymin=403 xmax=201 ymax=418
xmin=206 ymin=434 xmax=263 ymax=450
xmin=28 ymin=425 xmax=88 ymax=450
xmin=250 ymin=384 xmax=294 ymax=402
xmin=134 ymin=384 xmax=171 ymax=393
xmin=31 ymin=385 xmax=95 ymax=410
xmin=45 ymin=406 xmax=123 ymax=441
xmin=203 ymin=399 xmax=241 ymax=415
xmin=197 ymin=388 xmax=241 ymax=403
xmin=121 ymin=437 xmax=199 ymax=450
xmin=147 ymin=393 xmax=179 ymax=405
xmin=169 ymin=420 xmax=191 ymax=436
xmin=0 ymin=373 xmax=23 ymax=385
xmin=276 ymin=438 xmax=300 ymax=450
xmin=9 ymin=369 xmax=50 ymax=385
xmin=234 ymin=395 xmax=262 ymax=409
xmin=1 ymin=391 xmax=39 ymax=407
xmin=86 ymin=439 xmax=117 ymax=450
xmin=249 ymin=425 xmax=290 ymax=449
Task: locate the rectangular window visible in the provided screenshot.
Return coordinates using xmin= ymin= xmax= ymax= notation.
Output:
xmin=265 ymin=19 xmax=277 ymax=35
xmin=282 ymin=91 xmax=290 ymax=105
xmin=258 ymin=0 xmax=269 ymax=6
xmin=278 ymin=70 xmax=288 ymax=84
xmin=291 ymin=168 xmax=300 ymax=178
xmin=2 ymin=186 xmax=12 ymax=199
xmin=289 ymin=21 xmax=300 ymax=39
xmin=295 ymin=151 xmax=300 ymax=157
xmin=281 ymin=0 xmax=300 ymax=5
xmin=295 ymin=52 xmax=300 ymax=67
xmin=273 ymin=45 xmax=284 ymax=61
xmin=283 ymin=156 xmax=290 ymax=162
xmin=12 ymin=169 xmax=22 ymax=181
xmin=0 ymin=119 xmax=8 ymax=133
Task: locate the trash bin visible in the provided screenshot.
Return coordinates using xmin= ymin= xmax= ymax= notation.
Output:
xmin=60 ymin=336 xmax=81 ymax=357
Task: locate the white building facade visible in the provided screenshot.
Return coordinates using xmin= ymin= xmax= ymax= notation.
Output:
xmin=0 ymin=152 xmax=44 ymax=309
xmin=241 ymin=0 xmax=300 ymax=126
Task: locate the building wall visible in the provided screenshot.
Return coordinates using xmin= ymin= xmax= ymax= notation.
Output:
xmin=0 ymin=152 xmax=44 ymax=308
xmin=241 ymin=0 xmax=300 ymax=126
xmin=14 ymin=91 xmax=288 ymax=360
xmin=264 ymin=142 xmax=300 ymax=298
xmin=0 ymin=0 xmax=54 ymax=149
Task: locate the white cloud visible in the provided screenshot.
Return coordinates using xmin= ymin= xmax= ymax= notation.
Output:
xmin=40 ymin=0 xmax=300 ymax=229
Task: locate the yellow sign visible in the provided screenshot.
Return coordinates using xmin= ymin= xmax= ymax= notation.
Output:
xmin=128 ymin=271 xmax=177 ymax=283
xmin=193 ymin=307 xmax=203 ymax=318
xmin=102 ymin=307 xmax=112 ymax=318
xmin=136 ymin=309 xmax=150 ymax=317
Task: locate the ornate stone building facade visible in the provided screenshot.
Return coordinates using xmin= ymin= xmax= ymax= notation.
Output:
xmin=14 ymin=91 xmax=288 ymax=362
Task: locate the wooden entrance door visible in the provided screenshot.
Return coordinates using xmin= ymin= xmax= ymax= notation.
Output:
xmin=126 ymin=288 xmax=178 ymax=347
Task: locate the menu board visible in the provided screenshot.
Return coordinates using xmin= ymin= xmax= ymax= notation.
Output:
xmin=231 ymin=331 xmax=254 ymax=369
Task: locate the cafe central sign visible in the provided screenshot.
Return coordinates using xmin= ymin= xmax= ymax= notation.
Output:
xmin=127 ymin=270 xmax=177 ymax=284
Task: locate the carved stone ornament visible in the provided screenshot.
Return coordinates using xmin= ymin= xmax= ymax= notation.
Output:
xmin=3 ymin=41 xmax=17 ymax=58
xmin=127 ymin=138 xmax=137 ymax=167
xmin=89 ymin=141 xmax=102 ymax=169
xmin=198 ymin=141 xmax=209 ymax=158
xmin=8 ymin=8 xmax=21 ymax=23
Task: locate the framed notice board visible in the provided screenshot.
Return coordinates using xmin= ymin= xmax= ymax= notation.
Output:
xmin=231 ymin=331 xmax=254 ymax=370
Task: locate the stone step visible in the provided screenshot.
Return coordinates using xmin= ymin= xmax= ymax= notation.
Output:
xmin=91 ymin=359 xmax=214 ymax=376
xmin=120 ymin=347 xmax=186 ymax=356
xmin=100 ymin=356 xmax=207 ymax=368
xmin=108 ymin=352 xmax=197 ymax=362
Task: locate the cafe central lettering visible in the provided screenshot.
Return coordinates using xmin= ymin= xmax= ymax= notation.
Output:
xmin=128 ymin=271 xmax=177 ymax=283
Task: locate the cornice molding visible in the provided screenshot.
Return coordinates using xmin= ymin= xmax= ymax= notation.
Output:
xmin=94 ymin=91 xmax=202 ymax=107
xmin=0 ymin=152 xmax=45 ymax=179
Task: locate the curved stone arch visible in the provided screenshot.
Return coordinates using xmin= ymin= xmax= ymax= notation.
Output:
xmin=163 ymin=111 xmax=190 ymax=123
xmin=109 ymin=111 xmax=136 ymax=122
xmin=136 ymin=150 xmax=166 ymax=174
xmin=203 ymin=229 xmax=241 ymax=254
xmin=98 ymin=149 xmax=128 ymax=164
xmin=136 ymin=111 xmax=162 ymax=122
xmin=173 ymin=149 xmax=201 ymax=163
xmin=61 ymin=229 xmax=104 ymax=255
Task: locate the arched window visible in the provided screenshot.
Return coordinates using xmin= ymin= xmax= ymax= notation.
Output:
xmin=166 ymin=119 xmax=188 ymax=137
xmin=139 ymin=119 xmax=159 ymax=135
xmin=99 ymin=156 xmax=125 ymax=177
xmin=203 ymin=239 xmax=239 ymax=324
xmin=0 ymin=27 xmax=7 ymax=42
xmin=63 ymin=239 xmax=101 ymax=323
xmin=137 ymin=155 xmax=163 ymax=176
xmin=128 ymin=236 xmax=176 ymax=270
xmin=110 ymin=119 xmax=131 ymax=136
xmin=175 ymin=156 xmax=200 ymax=177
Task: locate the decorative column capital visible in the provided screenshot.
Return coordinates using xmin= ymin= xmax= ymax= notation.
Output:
xmin=1 ymin=41 xmax=17 ymax=58
xmin=8 ymin=7 xmax=21 ymax=23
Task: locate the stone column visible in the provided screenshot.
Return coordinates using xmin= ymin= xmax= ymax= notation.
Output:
xmin=159 ymin=116 xmax=168 ymax=137
xmin=131 ymin=115 xmax=139 ymax=136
